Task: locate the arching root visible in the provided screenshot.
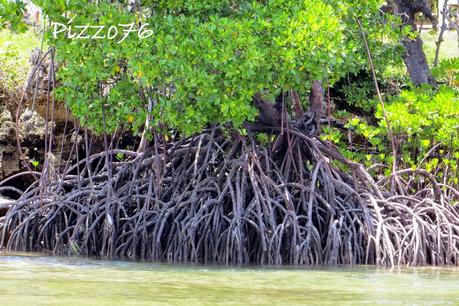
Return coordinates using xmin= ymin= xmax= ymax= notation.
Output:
xmin=1 ymin=127 xmax=459 ymax=266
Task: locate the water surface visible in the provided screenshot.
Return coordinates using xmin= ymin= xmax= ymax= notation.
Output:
xmin=0 ymin=253 xmax=458 ymax=305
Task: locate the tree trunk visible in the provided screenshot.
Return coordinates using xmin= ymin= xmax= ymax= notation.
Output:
xmin=392 ymin=0 xmax=437 ymax=86
xmin=250 ymin=81 xmax=324 ymax=137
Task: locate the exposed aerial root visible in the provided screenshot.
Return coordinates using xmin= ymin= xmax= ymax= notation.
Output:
xmin=1 ymin=127 xmax=459 ymax=266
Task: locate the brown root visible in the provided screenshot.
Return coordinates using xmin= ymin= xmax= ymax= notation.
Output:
xmin=1 ymin=126 xmax=458 ymax=266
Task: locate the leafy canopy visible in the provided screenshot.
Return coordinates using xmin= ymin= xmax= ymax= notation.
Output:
xmin=4 ymin=0 xmax=402 ymax=135
xmin=0 ymin=0 xmax=28 ymax=32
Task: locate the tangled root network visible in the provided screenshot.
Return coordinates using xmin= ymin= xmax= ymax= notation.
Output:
xmin=1 ymin=127 xmax=459 ymax=266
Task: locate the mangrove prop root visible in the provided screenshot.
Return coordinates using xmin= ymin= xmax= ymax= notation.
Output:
xmin=1 ymin=127 xmax=459 ymax=266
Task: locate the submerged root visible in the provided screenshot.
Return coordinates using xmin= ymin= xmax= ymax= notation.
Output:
xmin=1 ymin=127 xmax=459 ymax=266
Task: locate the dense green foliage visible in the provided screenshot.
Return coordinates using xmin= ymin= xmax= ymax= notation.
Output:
xmin=3 ymin=0 xmax=403 ymax=135
xmin=432 ymin=57 xmax=459 ymax=89
xmin=0 ymin=0 xmax=28 ymax=32
xmin=331 ymin=79 xmax=459 ymax=184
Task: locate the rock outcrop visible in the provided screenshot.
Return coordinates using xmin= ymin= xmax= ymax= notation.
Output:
xmin=0 ymin=103 xmax=47 ymax=181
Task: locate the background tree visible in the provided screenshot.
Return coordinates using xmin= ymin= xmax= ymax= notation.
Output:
xmin=391 ymin=0 xmax=437 ymax=85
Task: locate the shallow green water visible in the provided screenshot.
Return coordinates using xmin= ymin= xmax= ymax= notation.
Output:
xmin=0 ymin=253 xmax=459 ymax=305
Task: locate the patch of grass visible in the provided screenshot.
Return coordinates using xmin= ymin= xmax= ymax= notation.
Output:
xmin=0 ymin=28 xmax=42 ymax=91
xmin=421 ymin=29 xmax=458 ymax=64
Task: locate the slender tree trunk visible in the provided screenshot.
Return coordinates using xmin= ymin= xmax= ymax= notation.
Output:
xmin=137 ymin=96 xmax=153 ymax=154
xmin=445 ymin=8 xmax=459 ymax=53
xmin=434 ymin=0 xmax=449 ymax=66
xmin=392 ymin=0 xmax=437 ymax=85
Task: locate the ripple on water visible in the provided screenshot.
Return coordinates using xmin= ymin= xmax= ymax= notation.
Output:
xmin=0 ymin=253 xmax=459 ymax=305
